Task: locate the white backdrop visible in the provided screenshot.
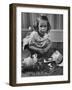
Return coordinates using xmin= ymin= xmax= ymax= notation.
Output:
xmin=0 ymin=0 xmax=72 ymax=90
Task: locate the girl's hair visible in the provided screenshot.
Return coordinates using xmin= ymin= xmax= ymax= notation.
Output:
xmin=33 ymin=15 xmax=51 ymax=33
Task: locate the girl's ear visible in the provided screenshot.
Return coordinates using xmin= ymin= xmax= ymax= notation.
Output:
xmin=47 ymin=22 xmax=51 ymax=33
xmin=33 ymin=19 xmax=39 ymax=31
xmin=33 ymin=20 xmax=38 ymax=29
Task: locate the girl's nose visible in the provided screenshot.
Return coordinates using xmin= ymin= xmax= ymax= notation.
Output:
xmin=42 ymin=27 xmax=45 ymax=30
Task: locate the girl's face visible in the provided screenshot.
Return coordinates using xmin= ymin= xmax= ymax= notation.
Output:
xmin=38 ymin=19 xmax=47 ymax=36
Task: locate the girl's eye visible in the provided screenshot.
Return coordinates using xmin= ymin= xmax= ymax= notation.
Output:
xmin=40 ymin=25 xmax=47 ymax=27
xmin=40 ymin=25 xmax=42 ymax=27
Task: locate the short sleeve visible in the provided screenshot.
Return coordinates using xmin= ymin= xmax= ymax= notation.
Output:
xmin=28 ymin=31 xmax=38 ymax=45
xmin=23 ymin=31 xmax=37 ymax=46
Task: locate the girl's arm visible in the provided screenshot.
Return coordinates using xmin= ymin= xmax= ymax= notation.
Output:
xmin=29 ymin=45 xmax=41 ymax=51
xmin=29 ymin=45 xmax=44 ymax=54
xmin=23 ymin=37 xmax=30 ymax=50
xmin=23 ymin=31 xmax=36 ymax=50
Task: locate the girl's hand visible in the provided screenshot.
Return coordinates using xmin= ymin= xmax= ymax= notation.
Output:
xmin=39 ymin=49 xmax=45 ymax=54
xmin=44 ymin=42 xmax=52 ymax=52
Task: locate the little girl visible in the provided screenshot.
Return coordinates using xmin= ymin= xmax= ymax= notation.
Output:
xmin=23 ymin=15 xmax=52 ymax=60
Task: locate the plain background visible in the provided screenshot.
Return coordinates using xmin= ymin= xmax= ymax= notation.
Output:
xmin=0 ymin=0 xmax=72 ymax=90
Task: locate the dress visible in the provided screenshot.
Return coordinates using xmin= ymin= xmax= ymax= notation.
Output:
xmin=23 ymin=31 xmax=52 ymax=58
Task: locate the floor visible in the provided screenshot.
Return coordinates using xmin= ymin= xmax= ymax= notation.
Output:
xmin=21 ymin=66 xmax=63 ymax=77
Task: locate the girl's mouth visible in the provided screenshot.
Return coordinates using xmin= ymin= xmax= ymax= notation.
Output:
xmin=41 ymin=31 xmax=45 ymax=34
